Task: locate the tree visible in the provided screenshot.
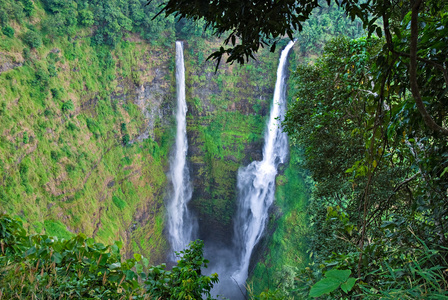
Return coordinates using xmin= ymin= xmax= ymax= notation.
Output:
xmin=283 ymin=34 xmax=448 ymax=299
xmin=149 ymin=0 xmax=322 ymax=66
xmin=150 ymin=0 xmax=448 ymax=135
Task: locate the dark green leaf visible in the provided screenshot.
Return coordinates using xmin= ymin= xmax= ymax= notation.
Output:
xmin=309 ymin=277 xmax=341 ymax=297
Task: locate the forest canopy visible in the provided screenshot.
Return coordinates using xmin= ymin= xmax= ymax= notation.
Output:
xmin=152 ymin=0 xmax=448 ymax=135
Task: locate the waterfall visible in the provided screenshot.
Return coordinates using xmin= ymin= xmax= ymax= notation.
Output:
xmin=166 ymin=41 xmax=196 ymax=255
xmin=232 ymin=40 xmax=295 ymax=286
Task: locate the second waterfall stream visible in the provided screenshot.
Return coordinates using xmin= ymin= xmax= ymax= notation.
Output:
xmin=208 ymin=40 xmax=296 ymax=299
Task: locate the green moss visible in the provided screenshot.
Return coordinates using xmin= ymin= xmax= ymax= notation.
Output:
xmin=112 ymin=195 xmax=127 ymax=210
xmin=44 ymin=220 xmax=74 ymax=240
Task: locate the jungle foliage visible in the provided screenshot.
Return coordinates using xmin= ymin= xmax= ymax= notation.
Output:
xmin=281 ymin=11 xmax=448 ymax=299
xmin=0 ymin=214 xmax=218 ymax=299
xmin=1 ymin=0 xmax=447 ymax=298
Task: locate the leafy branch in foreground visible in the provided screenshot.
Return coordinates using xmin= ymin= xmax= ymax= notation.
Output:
xmin=0 ymin=214 xmax=218 ymax=299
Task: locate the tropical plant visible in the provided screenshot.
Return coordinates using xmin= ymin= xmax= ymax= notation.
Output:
xmin=0 ymin=214 xmax=219 ymax=299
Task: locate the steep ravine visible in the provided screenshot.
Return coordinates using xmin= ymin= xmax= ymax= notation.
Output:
xmin=0 ymin=22 xmax=282 ymax=267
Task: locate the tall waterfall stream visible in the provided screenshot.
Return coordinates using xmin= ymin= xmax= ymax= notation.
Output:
xmin=166 ymin=41 xmax=197 ymax=256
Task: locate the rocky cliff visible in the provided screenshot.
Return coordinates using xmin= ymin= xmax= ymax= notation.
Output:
xmin=0 ymin=9 xmax=282 ymax=262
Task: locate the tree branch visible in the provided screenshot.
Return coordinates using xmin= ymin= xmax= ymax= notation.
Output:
xmin=409 ymin=0 xmax=448 ymax=135
xmin=366 ymin=171 xmax=421 ymax=228
xmin=383 ymin=12 xmax=448 ymax=86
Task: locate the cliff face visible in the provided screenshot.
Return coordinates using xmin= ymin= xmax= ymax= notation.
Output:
xmin=182 ymin=40 xmax=279 ymax=246
xmin=0 ymin=29 xmax=176 ymax=263
xmin=0 ymin=3 xmax=282 ymax=262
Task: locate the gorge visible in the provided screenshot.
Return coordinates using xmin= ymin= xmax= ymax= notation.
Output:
xmin=2 ymin=1 xmax=444 ymax=299
xmin=0 ymin=0 xmax=291 ymax=294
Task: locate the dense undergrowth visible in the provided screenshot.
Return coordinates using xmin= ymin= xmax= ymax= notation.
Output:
xmin=0 ymin=214 xmax=218 ymax=299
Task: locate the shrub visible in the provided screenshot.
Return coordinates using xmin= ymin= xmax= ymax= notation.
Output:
xmin=23 ymin=131 xmax=29 ymax=144
xmin=122 ymin=133 xmax=130 ymax=145
xmin=0 ymin=102 xmax=6 ymax=115
xmin=2 ymin=25 xmax=14 ymax=38
xmin=11 ymin=1 xmax=25 ymax=22
xmin=78 ymin=9 xmax=94 ymax=26
xmin=44 ymin=108 xmax=52 ymax=117
xmin=61 ymin=100 xmax=74 ymax=112
xmin=66 ymin=122 xmax=78 ymax=131
xmin=0 ymin=214 xmax=219 ymax=299
xmin=65 ymin=164 xmax=76 ymax=174
xmin=0 ymin=9 xmax=8 ymax=26
xmin=23 ymin=30 xmax=42 ymax=48
xmin=19 ymin=162 xmax=29 ymax=177
xmin=50 ymin=150 xmax=60 ymax=161
xmin=22 ymin=47 xmax=30 ymax=60
xmin=50 ymin=87 xmax=63 ymax=100
xmin=21 ymin=0 xmax=34 ymax=16
xmin=34 ymin=67 xmax=50 ymax=91
xmin=48 ymin=63 xmax=57 ymax=77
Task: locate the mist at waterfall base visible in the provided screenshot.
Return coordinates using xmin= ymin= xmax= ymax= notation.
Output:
xmin=204 ymin=41 xmax=295 ymax=300
xmin=166 ymin=41 xmax=197 ymax=259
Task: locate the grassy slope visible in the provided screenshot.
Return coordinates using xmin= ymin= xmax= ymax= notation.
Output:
xmin=0 ymin=8 xmax=173 ymax=263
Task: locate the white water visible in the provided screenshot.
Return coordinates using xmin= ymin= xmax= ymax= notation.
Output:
xmin=166 ymin=41 xmax=196 ymax=256
xmin=232 ymin=40 xmax=295 ymax=287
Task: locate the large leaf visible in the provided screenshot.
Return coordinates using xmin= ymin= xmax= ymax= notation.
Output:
xmin=340 ymin=277 xmax=357 ymax=293
xmin=309 ymin=269 xmax=353 ymax=297
xmin=309 ymin=277 xmax=341 ymax=297
xmin=325 ymin=269 xmax=351 ymax=283
xmin=51 ymin=252 xmax=62 ymax=264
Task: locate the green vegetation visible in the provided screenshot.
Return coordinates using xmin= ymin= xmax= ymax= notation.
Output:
xmin=0 ymin=0 xmax=282 ymax=271
xmin=23 ymin=30 xmax=42 ymax=48
xmin=2 ymin=25 xmax=14 ymax=37
xmin=0 ymin=0 xmax=180 ymax=264
xmin=3 ymin=0 xmax=446 ymax=298
xmin=295 ymin=1 xmax=364 ymax=59
xmin=184 ymin=39 xmax=280 ymax=235
xmin=280 ymin=32 xmax=448 ymax=298
xmin=0 ymin=214 xmax=218 ymax=299
xmin=43 ymin=219 xmax=75 ymax=240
